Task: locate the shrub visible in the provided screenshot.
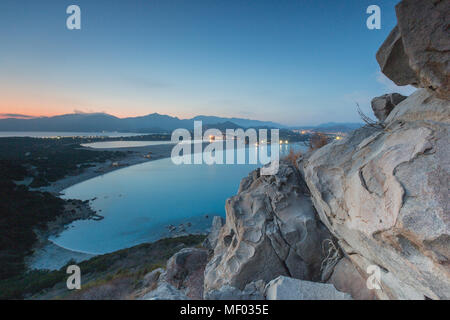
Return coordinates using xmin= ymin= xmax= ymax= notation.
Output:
xmin=309 ymin=132 xmax=329 ymax=151
xmin=285 ymin=148 xmax=302 ymax=167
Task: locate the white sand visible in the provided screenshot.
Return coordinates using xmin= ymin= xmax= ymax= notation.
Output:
xmin=26 ymin=241 xmax=96 ymax=271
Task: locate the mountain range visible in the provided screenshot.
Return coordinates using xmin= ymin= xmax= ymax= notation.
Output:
xmin=0 ymin=112 xmax=362 ymax=133
xmin=0 ymin=113 xmax=286 ymax=133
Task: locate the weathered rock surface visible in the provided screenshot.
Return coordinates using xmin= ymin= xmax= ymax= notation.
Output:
xmin=142 ymin=268 xmax=164 ymax=289
xmin=201 ymin=0 xmax=449 ymax=301
xmin=377 ymin=0 xmax=450 ymax=99
xmin=204 ymin=162 xmax=332 ymax=295
xmin=376 ymin=26 xmax=419 ymax=87
xmin=265 ymin=276 xmax=352 ymax=300
xmin=204 ymin=280 xmax=266 ymax=300
xmin=371 ymin=93 xmax=408 ymax=122
xmin=397 ymin=0 xmax=450 ymax=100
xmin=203 ymin=216 xmax=225 ymax=250
xmin=165 ymin=248 xmax=208 ymax=300
xmin=328 ymin=257 xmax=377 ymax=300
xmin=303 ymin=89 xmax=450 ymax=299
xmin=141 ymin=281 xmax=190 ymax=300
xmin=140 ymin=247 xmax=208 ymax=300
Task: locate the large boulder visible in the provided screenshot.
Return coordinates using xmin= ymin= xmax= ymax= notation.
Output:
xmin=265 ymin=276 xmax=351 ymax=300
xmin=303 ymin=89 xmax=450 ymax=299
xmin=376 ymin=26 xmax=419 ymax=87
xmin=377 ymin=0 xmax=450 ymax=99
xmin=371 ymin=93 xmax=407 ymax=122
xmin=204 ymin=162 xmax=332 ymax=295
xmin=140 ymin=247 xmax=208 ymax=300
xmin=165 ymin=248 xmax=208 ymax=300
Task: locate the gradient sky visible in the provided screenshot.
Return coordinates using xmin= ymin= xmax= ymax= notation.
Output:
xmin=0 ymin=0 xmax=414 ymax=126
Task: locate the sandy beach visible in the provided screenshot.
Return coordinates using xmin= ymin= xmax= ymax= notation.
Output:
xmin=27 ymin=143 xmax=178 ymax=270
xmin=26 ymin=240 xmax=96 ymax=271
xmin=38 ymin=143 xmax=176 ymax=195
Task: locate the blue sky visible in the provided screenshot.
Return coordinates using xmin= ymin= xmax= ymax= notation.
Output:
xmin=0 ymin=0 xmax=414 ymax=125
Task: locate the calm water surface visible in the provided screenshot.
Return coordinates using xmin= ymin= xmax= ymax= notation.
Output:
xmin=54 ymin=143 xmax=306 ymax=254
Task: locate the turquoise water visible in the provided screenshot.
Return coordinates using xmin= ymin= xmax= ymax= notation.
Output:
xmin=54 ymin=143 xmax=306 ymax=254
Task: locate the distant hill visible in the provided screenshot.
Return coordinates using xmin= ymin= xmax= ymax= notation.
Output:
xmin=0 ymin=112 xmax=362 ymax=133
xmin=0 ymin=113 xmax=123 ymax=132
xmin=0 ymin=113 xmax=286 ymax=133
xmin=314 ymin=122 xmax=363 ymax=132
xmin=192 ymin=115 xmax=285 ymax=129
xmin=290 ymin=122 xmax=364 ymax=133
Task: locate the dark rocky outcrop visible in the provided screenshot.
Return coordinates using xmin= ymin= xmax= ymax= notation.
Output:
xmin=141 ymin=247 xmax=208 ymax=300
xmin=376 ymin=26 xmax=419 ymax=87
xmin=371 ymin=93 xmax=407 ymax=122
xmin=165 ymin=248 xmax=208 ymax=299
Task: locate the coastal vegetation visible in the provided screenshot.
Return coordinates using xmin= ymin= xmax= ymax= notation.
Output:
xmin=0 ymin=235 xmax=205 ymax=299
xmin=0 ymin=132 xmax=307 ymax=290
xmin=308 ymin=132 xmax=329 ymax=151
xmin=0 ymin=137 xmax=133 ymax=283
xmin=0 ymin=137 xmax=128 ymax=187
xmin=0 ymin=178 xmax=66 ymax=280
xmin=284 ymin=149 xmax=303 ymax=167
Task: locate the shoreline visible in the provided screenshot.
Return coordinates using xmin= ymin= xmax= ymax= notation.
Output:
xmin=25 ymin=141 xmax=293 ymax=271
xmin=26 ymin=143 xmax=176 ymax=271
xmin=25 ymin=141 xmax=227 ymax=271
xmin=26 ymin=197 xmax=102 ymax=270
xmin=26 ymin=240 xmax=97 ymax=271
xmin=38 ymin=143 xmax=176 ymax=194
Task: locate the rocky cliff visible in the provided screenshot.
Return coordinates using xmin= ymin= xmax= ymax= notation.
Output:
xmin=299 ymin=0 xmax=449 ymax=299
xmin=141 ymin=0 xmax=449 ymax=300
xmin=303 ymin=88 xmax=449 ymax=299
xmin=203 ymin=0 xmax=449 ymax=300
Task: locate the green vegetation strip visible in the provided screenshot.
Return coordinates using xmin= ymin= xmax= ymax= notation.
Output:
xmin=0 ymin=235 xmax=205 ymax=299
